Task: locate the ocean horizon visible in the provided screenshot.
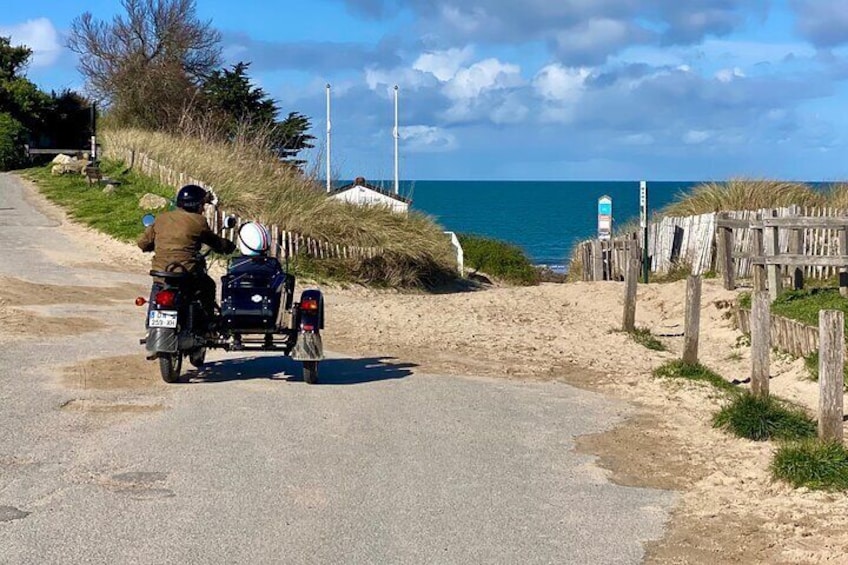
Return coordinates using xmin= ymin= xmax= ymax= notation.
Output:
xmin=340 ymin=180 xmax=698 ymax=265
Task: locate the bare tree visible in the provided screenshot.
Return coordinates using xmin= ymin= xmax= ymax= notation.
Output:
xmin=68 ymin=0 xmax=221 ymax=130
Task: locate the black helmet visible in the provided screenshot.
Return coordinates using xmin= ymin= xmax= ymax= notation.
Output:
xmin=176 ymin=184 xmax=208 ymax=212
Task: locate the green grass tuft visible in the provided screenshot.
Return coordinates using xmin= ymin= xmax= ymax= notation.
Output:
xmin=772 ymin=440 xmax=848 ymax=491
xmin=712 ymin=393 xmax=817 ymax=441
xmin=653 ymin=360 xmax=737 ymax=392
xmin=629 ymin=327 xmax=666 ymax=351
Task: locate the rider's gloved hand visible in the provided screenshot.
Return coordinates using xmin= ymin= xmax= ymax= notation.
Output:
xmin=222 ymin=240 xmax=237 ymax=254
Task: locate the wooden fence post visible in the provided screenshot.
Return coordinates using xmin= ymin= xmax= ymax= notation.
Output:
xmin=765 ymin=209 xmax=782 ymax=301
xmin=752 ymin=213 xmax=766 ymax=292
xmin=788 ymin=205 xmax=804 ymax=290
xmin=622 ymin=244 xmax=639 ymax=332
xmin=751 ymin=291 xmax=771 ymax=398
xmin=818 ymin=310 xmax=844 ymax=442
xmin=592 ymin=240 xmax=604 ymax=281
xmin=683 ymin=275 xmax=702 ymax=364
xmin=716 ymin=212 xmax=735 ymax=290
xmin=839 ymin=228 xmax=848 ymax=298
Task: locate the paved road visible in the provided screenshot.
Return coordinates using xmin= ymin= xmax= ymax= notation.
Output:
xmin=0 ymin=173 xmax=674 ymax=564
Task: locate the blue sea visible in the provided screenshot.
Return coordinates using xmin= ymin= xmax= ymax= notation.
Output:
xmin=360 ymin=180 xmax=698 ymax=265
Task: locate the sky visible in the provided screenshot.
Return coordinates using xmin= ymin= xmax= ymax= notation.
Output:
xmin=2 ymin=0 xmax=848 ymax=181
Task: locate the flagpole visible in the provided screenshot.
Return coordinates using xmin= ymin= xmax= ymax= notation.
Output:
xmin=393 ymin=85 xmax=399 ymax=195
xmin=326 ymin=83 xmax=332 ymax=193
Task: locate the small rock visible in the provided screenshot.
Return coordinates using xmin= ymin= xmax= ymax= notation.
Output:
xmin=139 ymin=193 xmax=169 ymax=210
xmin=51 ymin=154 xmax=73 ymax=165
xmin=102 ymin=184 xmax=117 ymax=195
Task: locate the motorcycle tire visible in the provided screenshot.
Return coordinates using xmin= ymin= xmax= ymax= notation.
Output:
xmin=303 ymin=361 xmax=319 ymax=385
xmin=159 ymin=353 xmax=183 ymax=383
xmin=189 ymin=348 xmax=206 ymax=369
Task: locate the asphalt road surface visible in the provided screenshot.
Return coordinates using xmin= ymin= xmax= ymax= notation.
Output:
xmin=0 ymin=173 xmax=674 ymax=564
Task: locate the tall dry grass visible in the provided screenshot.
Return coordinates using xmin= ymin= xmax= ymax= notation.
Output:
xmin=104 ymin=127 xmax=456 ymax=287
xmin=662 ymin=178 xmax=824 ymax=216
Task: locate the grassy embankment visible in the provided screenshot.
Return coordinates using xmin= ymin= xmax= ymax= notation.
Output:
xmin=97 ymin=128 xmax=465 ymax=287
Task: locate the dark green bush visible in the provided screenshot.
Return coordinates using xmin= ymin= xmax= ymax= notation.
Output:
xmin=0 ymin=113 xmax=28 ymax=171
xmin=458 ymin=234 xmax=540 ymax=286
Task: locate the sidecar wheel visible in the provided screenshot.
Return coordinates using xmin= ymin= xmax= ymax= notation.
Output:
xmin=159 ymin=354 xmax=183 ymax=383
xmin=303 ymin=361 xmax=319 ymax=384
xmin=189 ymin=348 xmax=206 ymax=369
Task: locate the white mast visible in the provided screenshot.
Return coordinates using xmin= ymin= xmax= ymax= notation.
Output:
xmin=326 ymin=83 xmax=332 ymax=193
xmin=393 ymin=85 xmax=399 ymax=195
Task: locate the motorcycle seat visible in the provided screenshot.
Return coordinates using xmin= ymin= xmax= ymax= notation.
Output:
xmin=150 ymin=270 xmax=191 ymax=280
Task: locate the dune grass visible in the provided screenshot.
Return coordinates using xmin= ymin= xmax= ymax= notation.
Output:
xmin=713 ymin=393 xmax=817 ymax=442
xmin=653 ymin=360 xmax=737 ymax=392
xmin=628 ymin=327 xmax=666 ymax=351
xmin=772 ymin=440 xmax=848 ymax=490
xmin=102 ymin=128 xmax=457 ymax=287
xmin=662 ymin=178 xmax=824 ymax=217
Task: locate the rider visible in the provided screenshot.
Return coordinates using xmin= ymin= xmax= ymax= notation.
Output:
xmin=137 ymin=184 xmax=236 ymax=321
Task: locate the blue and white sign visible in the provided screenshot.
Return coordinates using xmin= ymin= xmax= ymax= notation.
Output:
xmin=598 ymin=195 xmax=613 ymax=241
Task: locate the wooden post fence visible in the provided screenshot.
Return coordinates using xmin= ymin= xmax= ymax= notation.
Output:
xmin=716 ymin=212 xmax=735 ymax=290
xmin=751 ymin=291 xmax=771 ymax=398
xmin=683 ymin=275 xmax=702 ymax=364
xmin=818 ymin=310 xmax=844 ymax=442
xmin=622 ymin=244 xmax=639 ymax=332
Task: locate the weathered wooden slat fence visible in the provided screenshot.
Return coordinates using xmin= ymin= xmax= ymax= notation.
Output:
xmin=736 ymin=308 xmax=821 ymax=358
xmin=104 ymin=145 xmax=381 ymax=262
xmin=716 ymin=207 xmax=848 ymax=291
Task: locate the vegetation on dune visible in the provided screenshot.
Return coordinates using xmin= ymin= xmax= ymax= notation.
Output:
xmin=713 ymin=393 xmax=817 ymax=442
xmin=772 ymin=440 xmax=848 ymax=491
xmin=662 ymin=179 xmax=824 ymax=217
xmin=457 ymin=234 xmax=539 ymax=286
xmin=102 ymin=128 xmax=457 ymax=287
xmin=653 ymin=360 xmax=737 ymax=393
xmin=628 ymin=327 xmax=666 ymax=351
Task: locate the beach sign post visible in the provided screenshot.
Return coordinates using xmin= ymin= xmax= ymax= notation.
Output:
xmin=597 ymin=196 xmax=612 ymax=241
xmin=640 ymin=181 xmax=649 ymax=283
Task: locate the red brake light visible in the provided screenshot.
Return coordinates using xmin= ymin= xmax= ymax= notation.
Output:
xmin=154 ymin=290 xmax=176 ymax=307
xmin=300 ymin=299 xmax=319 ymax=311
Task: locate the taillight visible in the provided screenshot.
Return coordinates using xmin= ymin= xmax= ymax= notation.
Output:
xmin=154 ymin=290 xmax=176 ymax=307
xmin=300 ymin=299 xmax=319 ymax=312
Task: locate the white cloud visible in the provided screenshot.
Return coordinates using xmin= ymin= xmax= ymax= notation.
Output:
xmin=399 ymin=125 xmax=457 ymax=152
xmin=443 ymin=58 xmax=523 ymax=100
xmin=413 ymin=47 xmax=474 ymax=81
xmin=0 ymin=18 xmax=61 ymax=68
xmin=533 ymin=63 xmax=590 ymax=102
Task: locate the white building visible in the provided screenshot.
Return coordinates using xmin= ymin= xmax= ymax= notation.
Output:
xmin=329 ymin=177 xmax=410 ymax=214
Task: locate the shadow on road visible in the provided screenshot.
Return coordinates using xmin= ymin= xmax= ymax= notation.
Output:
xmin=188 ymin=355 xmax=417 ymax=385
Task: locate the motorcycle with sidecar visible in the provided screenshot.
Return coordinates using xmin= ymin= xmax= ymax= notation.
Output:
xmin=137 ymin=215 xmax=324 ymax=384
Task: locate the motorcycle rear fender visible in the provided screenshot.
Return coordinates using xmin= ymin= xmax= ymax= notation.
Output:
xmin=298 ymin=289 xmax=324 ymax=330
xmin=145 ymin=327 xmax=178 ymax=354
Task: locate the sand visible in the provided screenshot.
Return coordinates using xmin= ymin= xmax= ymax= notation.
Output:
xmin=9 ymin=174 xmax=848 ymax=563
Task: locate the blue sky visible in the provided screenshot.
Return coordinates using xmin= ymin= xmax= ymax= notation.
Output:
xmin=2 ymin=0 xmax=848 ymax=181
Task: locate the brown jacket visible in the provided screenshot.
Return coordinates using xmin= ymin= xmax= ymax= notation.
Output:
xmin=138 ymin=208 xmax=234 ymax=274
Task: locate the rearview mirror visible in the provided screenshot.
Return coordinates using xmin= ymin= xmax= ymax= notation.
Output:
xmin=142 ymin=214 xmax=155 ymax=227
xmin=223 ymin=215 xmax=238 ymax=229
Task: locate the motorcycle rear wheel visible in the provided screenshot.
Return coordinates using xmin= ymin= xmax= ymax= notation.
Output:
xmin=303 ymin=361 xmax=319 ymax=384
xmin=159 ymin=354 xmax=183 ymax=383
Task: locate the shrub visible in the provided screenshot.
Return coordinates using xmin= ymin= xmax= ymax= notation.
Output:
xmin=712 ymin=393 xmax=816 ymax=441
xmin=0 ymin=113 xmax=28 ymax=171
xmin=772 ymin=440 xmax=848 ymax=490
xmin=458 ymin=233 xmax=540 ymax=286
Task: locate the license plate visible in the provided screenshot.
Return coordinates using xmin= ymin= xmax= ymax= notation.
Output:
xmin=149 ymin=310 xmax=178 ymax=328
